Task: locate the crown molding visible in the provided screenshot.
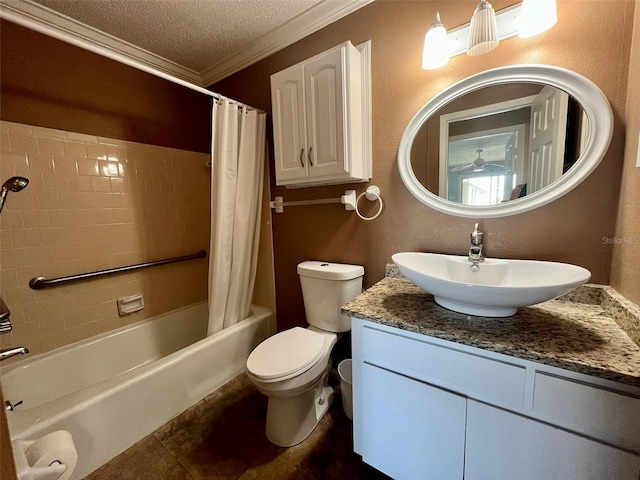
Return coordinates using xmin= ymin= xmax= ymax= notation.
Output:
xmin=0 ymin=0 xmax=203 ymax=84
xmin=0 ymin=0 xmax=374 ymax=88
xmin=200 ymin=0 xmax=374 ymax=86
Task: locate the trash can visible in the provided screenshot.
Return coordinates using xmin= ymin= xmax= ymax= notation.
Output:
xmin=338 ymin=359 xmax=353 ymax=420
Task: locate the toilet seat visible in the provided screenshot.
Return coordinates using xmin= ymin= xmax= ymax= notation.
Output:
xmin=247 ymin=327 xmax=326 ymax=382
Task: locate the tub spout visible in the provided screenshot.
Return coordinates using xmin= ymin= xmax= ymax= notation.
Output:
xmin=0 ymin=346 xmax=29 ymax=361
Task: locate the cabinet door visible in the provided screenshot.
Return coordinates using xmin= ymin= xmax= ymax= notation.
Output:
xmin=465 ymin=400 xmax=640 ymax=480
xmin=361 ymin=363 xmax=465 ymax=480
xmin=303 ymin=46 xmax=349 ymax=178
xmin=271 ymin=66 xmax=308 ymax=183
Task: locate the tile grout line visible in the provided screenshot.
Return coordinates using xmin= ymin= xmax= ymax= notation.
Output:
xmin=151 ymin=430 xmax=196 ymax=479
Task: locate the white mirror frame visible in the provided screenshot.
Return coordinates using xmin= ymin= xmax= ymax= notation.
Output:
xmin=397 ymin=65 xmax=614 ymax=218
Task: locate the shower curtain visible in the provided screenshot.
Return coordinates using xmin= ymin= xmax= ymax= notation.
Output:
xmin=208 ymin=98 xmax=266 ymax=335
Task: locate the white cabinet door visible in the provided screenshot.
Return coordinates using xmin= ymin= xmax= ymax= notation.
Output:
xmin=361 ymin=363 xmax=466 ymax=480
xmin=271 ymin=65 xmax=308 ymax=182
xmin=465 ymin=400 xmax=640 ymax=480
xmin=303 ymin=46 xmax=348 ymax=179
xmin=270 ymin=41 xmax=369 ymax=187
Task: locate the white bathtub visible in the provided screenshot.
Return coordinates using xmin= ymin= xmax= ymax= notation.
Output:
xmin=1 ymin=302 xmax=272 ymax=479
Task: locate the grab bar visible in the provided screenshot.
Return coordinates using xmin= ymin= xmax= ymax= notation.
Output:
xmin=29 ymin=250 xmax=207 ymax=290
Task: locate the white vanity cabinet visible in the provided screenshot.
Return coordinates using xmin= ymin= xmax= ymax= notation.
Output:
xmin=270 ymin=41 xmax=371 ymax=187
xmin=352 ymin=318 xmax=640 ymax=480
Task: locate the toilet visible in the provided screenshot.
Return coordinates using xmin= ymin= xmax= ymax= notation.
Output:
xmin=246 ymin=261 xmax=364 ymax=447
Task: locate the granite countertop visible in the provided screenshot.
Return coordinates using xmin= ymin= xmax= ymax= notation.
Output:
xmin=342 ymin=268 xmax=640 ymax=388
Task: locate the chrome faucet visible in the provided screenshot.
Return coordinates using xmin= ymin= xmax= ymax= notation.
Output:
xmin=0 ymin=346 xmax=29 ymax=361
xmin=0 ymin=297 xmax=12 ymax=334
xmin=468 ymin=223 xmax=485 ymax=268
xmin=0 ymin=298 xmax=29 ymax=360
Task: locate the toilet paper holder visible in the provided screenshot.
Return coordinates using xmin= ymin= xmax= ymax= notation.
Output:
xmin=13 ymin=439 xmax=69 ymax=480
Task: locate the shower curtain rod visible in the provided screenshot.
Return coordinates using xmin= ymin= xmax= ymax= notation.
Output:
xmin=0 ymin=4 xmax=265 ymax=114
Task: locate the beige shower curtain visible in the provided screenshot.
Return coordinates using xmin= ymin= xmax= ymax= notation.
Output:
xmin=208 ymin=98 xmax=266 ymax=335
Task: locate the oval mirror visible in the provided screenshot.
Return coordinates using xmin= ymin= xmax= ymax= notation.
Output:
xmin=398 ymin=65 xmax=613 ymax=218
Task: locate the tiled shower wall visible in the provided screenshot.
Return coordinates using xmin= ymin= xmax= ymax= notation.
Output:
xmin=0 ymin=121 xmax=210 ymax=357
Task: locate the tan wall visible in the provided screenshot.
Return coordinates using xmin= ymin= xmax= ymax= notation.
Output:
xmin=212 ymin=0 xmax=635 ymax=332
xmin=0 ymin=121 xmax=210 ymax=357
xmin=611 ymin=0 xmax=640 ymax=305
xmin=0 ymin=20 xmax=211 ymax=154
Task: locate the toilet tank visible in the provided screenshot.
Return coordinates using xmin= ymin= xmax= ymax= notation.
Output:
xmin=297 ymin=261 xmax=365 ymax=332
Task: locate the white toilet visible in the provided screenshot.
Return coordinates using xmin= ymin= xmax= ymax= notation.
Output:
xmin=246 ymin=261 xmax=364 ymax=447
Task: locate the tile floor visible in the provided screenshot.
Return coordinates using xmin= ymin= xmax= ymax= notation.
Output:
xmin=85 ymin=373 xmax=390 ymax=479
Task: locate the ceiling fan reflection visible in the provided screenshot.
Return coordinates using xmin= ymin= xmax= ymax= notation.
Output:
xmin=450 ymin=149 xmax=510 ymax=173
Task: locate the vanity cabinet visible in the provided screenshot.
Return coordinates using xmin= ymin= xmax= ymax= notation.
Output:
xmin=270 ymin=41 xmax=371 ymax=187
xmin=352 ymin=319 xmax=640 ymax=480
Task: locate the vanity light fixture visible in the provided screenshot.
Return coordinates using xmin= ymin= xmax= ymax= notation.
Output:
xmin=422 ymin=12 xmax=450 ymax=70
xmin=422 ymin=0 xmax=558 ymax=69
xmin=467 ymin=0 xmax=499 ymax=56
xmin=518 ymin=0 xmax=557 ymax=38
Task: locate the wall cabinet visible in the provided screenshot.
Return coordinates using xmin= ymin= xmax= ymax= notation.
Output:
xmin=352 ymin=319 xmax=640 ymax=480
xmin=270 ymin=41 xmax=371 ymax=187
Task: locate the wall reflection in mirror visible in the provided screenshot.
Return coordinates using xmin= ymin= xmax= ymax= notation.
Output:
xmin=410 ymin=83 xmax=588 ymax=206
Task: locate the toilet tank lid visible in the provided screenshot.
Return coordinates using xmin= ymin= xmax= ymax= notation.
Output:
xmin=297 ymin=261 xmax=364 ymax=280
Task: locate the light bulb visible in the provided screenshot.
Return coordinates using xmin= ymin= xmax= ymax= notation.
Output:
xmin=518 ymin=0 xmax=557 ymax=38
xmin=422 ymin=12 xmax=450 ymax=70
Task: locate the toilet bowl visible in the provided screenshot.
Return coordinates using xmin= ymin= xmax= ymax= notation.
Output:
xmin=246 ymin=326 xmax=338 ymax=446
xmin=246 ymin=261 xmax=364 ymax=447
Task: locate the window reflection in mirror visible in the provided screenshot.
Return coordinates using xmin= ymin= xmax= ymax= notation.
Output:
xmin=410 ymin=83 xmax=588 ymax=206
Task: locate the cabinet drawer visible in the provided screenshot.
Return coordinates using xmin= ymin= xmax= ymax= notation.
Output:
xmin=533 ymin=372 xmax=640 ymax=453
xmin=362 ymin=325 xmax=526 ymax=407
xmin=466 ymin=400 xmax=640 ymax=480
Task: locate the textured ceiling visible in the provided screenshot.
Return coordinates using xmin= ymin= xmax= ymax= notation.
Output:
xmin=31 ymin=0 xmax=327 ymax=72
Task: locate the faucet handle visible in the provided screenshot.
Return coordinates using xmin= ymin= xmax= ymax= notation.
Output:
xmin=0 ymin=298 xmax=12 ymax=334
xmin=0 ymin=297 xmax=9 ymax=320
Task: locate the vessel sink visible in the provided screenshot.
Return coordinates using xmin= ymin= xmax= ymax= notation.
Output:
xmin=392 ymin=252 xmax=591 ymax=317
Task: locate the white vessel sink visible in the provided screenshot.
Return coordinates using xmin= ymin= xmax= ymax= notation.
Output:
xmin=392 ymin=252 xmax=591 ymax=317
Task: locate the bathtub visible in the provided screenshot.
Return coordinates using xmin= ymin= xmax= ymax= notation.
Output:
xmin=1 ymin=302 xmax=272 ymax=479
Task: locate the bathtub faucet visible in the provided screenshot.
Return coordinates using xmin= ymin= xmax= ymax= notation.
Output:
xmin=0 ymin=346 xmax=29 ymax=361
xmin=1 ymin=297 xmax=12 ymax=334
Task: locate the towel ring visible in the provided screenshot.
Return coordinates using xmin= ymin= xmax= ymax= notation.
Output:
xmin=356 ymin=186 xmax=383 ymax=221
